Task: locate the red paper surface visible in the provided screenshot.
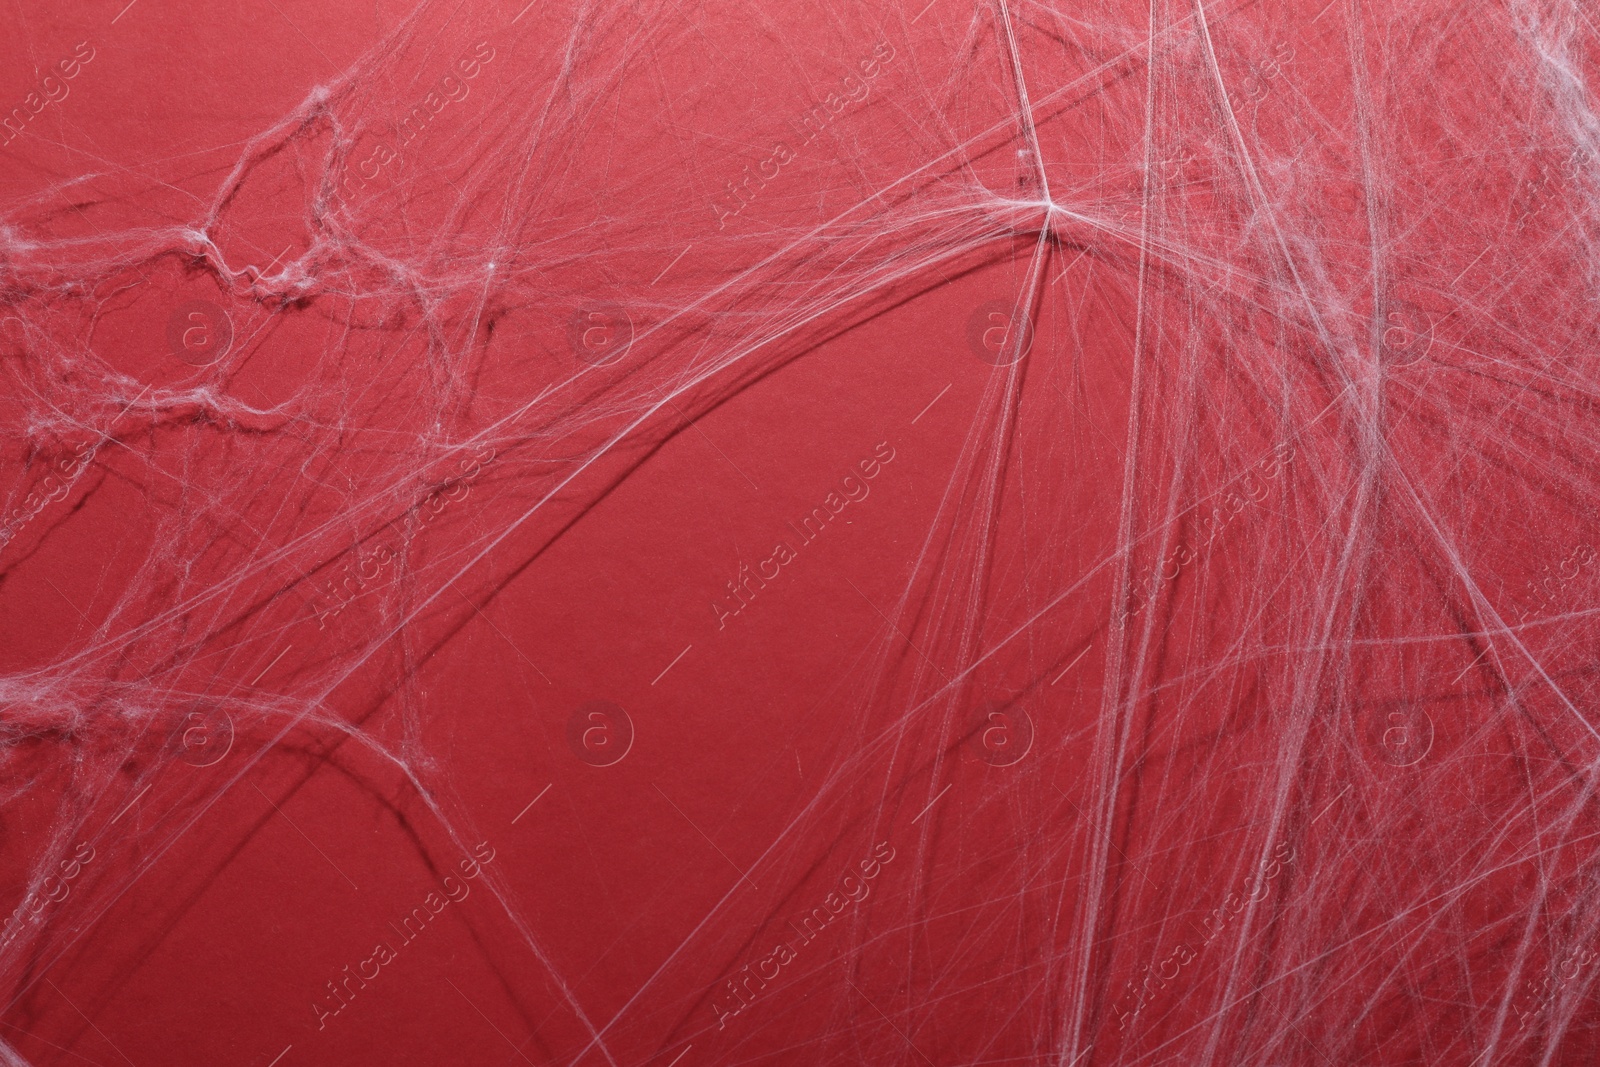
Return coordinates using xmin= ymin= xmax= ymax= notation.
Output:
xmin=1 ymin=0 xmax=1597 ymax=1064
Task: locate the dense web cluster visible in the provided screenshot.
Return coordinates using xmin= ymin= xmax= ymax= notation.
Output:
xmin=0 ymin=0 xmax=1598 ymax=1064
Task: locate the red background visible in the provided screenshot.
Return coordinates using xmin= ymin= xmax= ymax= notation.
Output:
xmin=1 ymin=0 xmax=1598 ymax=1065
